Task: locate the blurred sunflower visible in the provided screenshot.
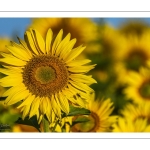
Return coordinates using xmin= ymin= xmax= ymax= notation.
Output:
xmin=0 ymin=38 xmax=10 ymax=55
xmin=119 ymin=20 xmax=150 ymax=37
xmin=115 ymin=32 xmax=150 ymax=84
xmin=98 ymin=24 xmax=123 ymax=59
xmin=71 ymin=94 xmax=117 ymax=132
xmin=113 ymin=117 xmax=150 ymax=132
xmin=12 ymin=124 xmax=39 ymax=132
xmin=124 ymin=68 xmax=150 ymax=104
xmin=113 ymin=97 xmax=150 ymax=132
xmin=28 ymin=18 xmax=98 ymax=54
xmin=0 ymin=28 xmax=96 ymax=124
xmin=0 ymin=38 xmax=11 ymax=96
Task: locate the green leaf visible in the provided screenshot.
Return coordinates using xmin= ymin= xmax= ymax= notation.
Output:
xmin=72 ymin=117 xmax=90 ymax=126
xmin=63 ymin=105 xmax=91 ymax=117
xmin=15 ymin=116 xmax=41 ymax=132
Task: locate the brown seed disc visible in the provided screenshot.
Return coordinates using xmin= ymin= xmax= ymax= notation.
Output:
xmin=22 ymin=55 xmax=69 ymax=97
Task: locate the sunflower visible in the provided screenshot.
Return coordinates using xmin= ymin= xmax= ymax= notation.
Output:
xmin=28 ymin=18 xmax=97 ymax=45
xmin=114 ymin=32 xmax=150 ymax=84
xmin=124 ymin=67 xmax=150 ymax=104
xmin=28 ymin=18 xmax=99 ymax=55
xmin=98 ymin=24 xmax=123 ymax=58
xmin=120 ymin=102 xmax=150 ymax=123
xmin=12 ymin=124 xmax=39 ymax=132
xmin=0 ymin=38 xmax=10 ymax=55
xmin=119 ymin=20 xmax=150 ymax=37
xmin=113 ymin=117 xmax=150 ymax=132
xmin=0 ymin=28 xmax=96 ymax=124
xmin=0 ymin=38 xmax=11 ymax=96
xmin=71 ymin=94 xmax=117 ymax=132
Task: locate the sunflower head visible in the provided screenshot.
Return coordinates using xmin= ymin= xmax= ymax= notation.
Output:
xmin=119 ymin=20 xmax=150 ymax=37
xmin=124 ymin=67 xmax=150 ymax=104
xmin=0 ymin=28 xmax=97 ymax=124
xmin=113 ymin=117 xmax=150 ymax=132
xmin=71 ymin=94 xmax=117 ymax=132
xmin=28 ymin=18 xmax=98 ymax=49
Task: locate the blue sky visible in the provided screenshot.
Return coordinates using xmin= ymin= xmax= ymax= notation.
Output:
xmin=1 ymin=18 xmax=150 ymax=39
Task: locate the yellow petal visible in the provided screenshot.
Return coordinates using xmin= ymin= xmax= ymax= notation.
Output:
xmin=68 ymin=64 xmax=96 ymax=73
xmin=70 ymin=74 xmax=97 ymax=85
xmin=66 ymin=59 xmax=91 ymax=67
xmin=40 ymin=97 xmax=48 ymax=114
xmin=29 ymin=97 xmax=41 ymax=118
xmin=65 ymin=45 xmax=86 ymax=63
xmin=0 ymin=75 xmax=22 ymax=87
xmin=60 ymin=39 xmax=76 ymax=59
xmin=51 ymin=29 xmax=63 ymax=56
xmin=7 ymin=45 xmax=31 ymax=61
xmin=57 ymin=92 xmax=69 ymax=114
xmin=0 ymin=53 xmax=26 ymax=66
xmin=5 ymin=89 xmax=29 ymax=105
xmin=56 ymin=33 xmax=71 ymax=57
xmin=46 ymin=29 xmax=53 ymax=54
xmin=51 ymin=94 xmax=61 ymax=118
xmin=24 ymin=31 xmax=39 ymax=55
xmin=31 ymin=29 xmax=46 ymax=54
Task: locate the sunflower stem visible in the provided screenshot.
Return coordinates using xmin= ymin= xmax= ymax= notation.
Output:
xmin=42 ymin=117 xmax=50 ymax=132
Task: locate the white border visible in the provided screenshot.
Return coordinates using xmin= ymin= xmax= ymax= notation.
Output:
xmin=0 ymin=133 xmax=150 ymax=138
xmin=1 ymin=12 xmax=150 ymax=18
xmin=1 ymin=0 xmax=150 ymax=12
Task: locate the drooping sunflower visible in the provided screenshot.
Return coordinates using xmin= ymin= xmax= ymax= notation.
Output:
xmin=0 ymin=28 xmax=96 ymax=123
xmin=113 ymin=117 xmax=150 ymax=132
xmin=71 ymin=94 xmax=117 ymax=132
xmin=124 ymin=67 xmax=150 ymax=104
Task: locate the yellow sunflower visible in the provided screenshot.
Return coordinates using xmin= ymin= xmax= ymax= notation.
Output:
xmin=0 ymin=28 xmax=96 ymax=124
xmin=120 ymin=102 xmax=150 ymax=123
xmin=0 ymin=38 xmax=10 ymax=55
xmin=119 ymin=20 xmax=150 ymax=37
xmin=71 ymin=94 xmax=117 ymax=132
xmin=113 ymin=117 xmax=150 ymax=132
xmin=98 ymin=24 xmax=124 ymax=58
xmin=124 ymin=67 xmax=150 ymax=104
xmin=113 ymin=102 xmax=150 ymax=132
xmin=114 ymin=32 xmax=150 ymax=84
xmin=12 ymin=124 xmax=39 ymax=132
xmin=0 ymin=38 xmax=11 ymax=96
xmin=28 ymin=18 xmax=98 ymax=54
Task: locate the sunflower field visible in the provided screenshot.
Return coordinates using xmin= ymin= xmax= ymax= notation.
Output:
xmin=1 ymin=18 xmax=150 ymax=132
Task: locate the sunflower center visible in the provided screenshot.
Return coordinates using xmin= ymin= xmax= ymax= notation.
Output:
xmin=22 ymin=55 xmax=69 ymax=97
xmin=72 ymin=112 xmax=100 ymax=132
xmin=35 ymin=66 xmax=56 ymax=84
xmin=125 ymin=49 xmax=147 ymax=71
xmin=139 ymin=80 xmax=150 ymax=99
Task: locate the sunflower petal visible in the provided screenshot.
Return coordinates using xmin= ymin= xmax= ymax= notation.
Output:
xmin=46 ymin=29 xmax=53 ymax=54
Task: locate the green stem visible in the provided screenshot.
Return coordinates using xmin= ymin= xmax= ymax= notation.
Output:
xmin=42 ymin=117 xmax=50 ymax=132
